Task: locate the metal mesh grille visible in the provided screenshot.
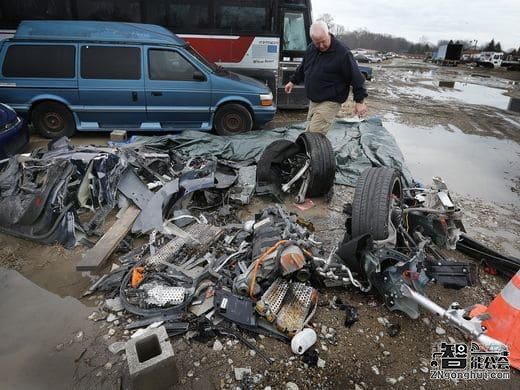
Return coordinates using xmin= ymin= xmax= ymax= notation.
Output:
xmin=256 ymin=278 xmax=289 ymax=320
xmin=256 ymin=279 xmax=317 ymax=335
xmin=146 ymin=224 xmax=222 ymax=267
xmin=143 ymin=284 xmax=186 ymax=307
xmin=275 ymin=283 xmax=316 ymax=336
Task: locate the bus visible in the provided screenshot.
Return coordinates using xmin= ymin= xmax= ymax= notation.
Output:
xmin=0 ymin=0 xmax=313 ymax=109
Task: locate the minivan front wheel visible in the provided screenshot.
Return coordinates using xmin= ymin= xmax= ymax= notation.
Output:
xmin=32 ymin=102 xmax=76 ymax=139
xmin=214 ymin=104 xmax=253 ymax=136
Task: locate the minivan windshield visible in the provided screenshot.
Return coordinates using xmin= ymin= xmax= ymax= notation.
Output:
xmin=185 ymin=45 xmax=225 ymax=74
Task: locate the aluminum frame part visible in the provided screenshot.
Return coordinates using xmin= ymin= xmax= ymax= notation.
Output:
xmin=400 ymin=284 xmax=506 ymax=350
xmin=282 ymin=159 xmax=310 ymax=193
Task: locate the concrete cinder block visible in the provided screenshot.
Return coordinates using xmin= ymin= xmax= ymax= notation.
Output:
xmin=125 ymin=325 xmax=178 ymax=390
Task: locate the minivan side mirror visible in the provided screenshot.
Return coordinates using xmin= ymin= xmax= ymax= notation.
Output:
xmin=193 ymin=70 xmax=206 ymax=81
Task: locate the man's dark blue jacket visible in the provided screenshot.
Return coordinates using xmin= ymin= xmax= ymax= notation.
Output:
xmin=289 ymin=34 xmax=368 ymax=104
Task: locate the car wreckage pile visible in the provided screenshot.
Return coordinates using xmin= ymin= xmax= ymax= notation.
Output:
xmin=0 ymin=131 xmax=518 ymax=379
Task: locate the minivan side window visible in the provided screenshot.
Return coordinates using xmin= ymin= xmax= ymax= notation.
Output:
xmin=2 ymin=45 xmax=75 ymax=78
xmin=148 ymin=49 xmax=200 ymax=81
xmin=81 ymin=46 xmax=141 ymax=80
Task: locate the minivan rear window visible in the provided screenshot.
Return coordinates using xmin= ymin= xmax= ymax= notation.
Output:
xmin=2 ymin=45 xmax=75 ymax=78
xmin=81 ymin=46 xmax=141 ymax=80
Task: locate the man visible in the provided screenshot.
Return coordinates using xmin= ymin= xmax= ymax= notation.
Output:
xmin=285 ymin=21 xmax=368 ymax=134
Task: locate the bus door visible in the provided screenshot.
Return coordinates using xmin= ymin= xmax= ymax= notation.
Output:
xmin=277 ymin=5 xmax=311 ymax=109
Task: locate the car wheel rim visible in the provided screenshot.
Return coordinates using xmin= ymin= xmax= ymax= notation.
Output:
xmin=43 ymin=112 xmax=64 ymax=132
xmin=224 ymin=113 xmax=243 ymax=132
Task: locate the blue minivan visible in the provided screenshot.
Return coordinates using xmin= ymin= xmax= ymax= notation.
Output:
xmin=0 ymin=21 xmax=276 ymax=138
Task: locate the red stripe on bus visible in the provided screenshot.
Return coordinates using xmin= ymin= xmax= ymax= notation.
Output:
xmin=184 ymin=36 xmax=255 ymax=63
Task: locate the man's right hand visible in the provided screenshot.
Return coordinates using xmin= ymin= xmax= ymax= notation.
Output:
xmin=284 ymin=81 xmax=294 ymax=94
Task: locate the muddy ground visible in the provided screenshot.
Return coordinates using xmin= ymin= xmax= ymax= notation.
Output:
xmin=0 ymin=58 xmax=519 ymax=389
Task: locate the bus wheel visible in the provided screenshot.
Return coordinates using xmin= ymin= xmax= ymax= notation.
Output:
xmin=31 ymin=102 xmax=76 ymax=139
xmin=214 ymin=104 xmax=253 ymax=136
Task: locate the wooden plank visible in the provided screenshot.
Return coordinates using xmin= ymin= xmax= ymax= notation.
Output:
xmin=76 ymin=205 xmax=140 ymax=272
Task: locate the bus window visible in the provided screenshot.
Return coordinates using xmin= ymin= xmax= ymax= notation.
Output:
xmin=0 ymin=0 xmax=73 ymax=27
xmin=143 ymin=1 xmax=210 ymax=31
xmin=216 ymin=1 xmax=269 ymax=33
xmin=75 ymin=0 xmax=141 ymax=22
xmin=283 ymin=11 xmax=307 ymax=52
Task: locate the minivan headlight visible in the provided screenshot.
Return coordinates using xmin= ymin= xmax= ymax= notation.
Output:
xmin=260 ymin=93 xmax=273 ymax=106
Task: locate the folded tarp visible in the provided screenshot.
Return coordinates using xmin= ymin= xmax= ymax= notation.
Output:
xmin=124 ymin=117 xmax=414 ymax=187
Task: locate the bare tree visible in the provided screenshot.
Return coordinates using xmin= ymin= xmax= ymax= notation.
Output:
xmin=316 ymin=13 xmax=346 ymax=36
xmin=316 ymin=13 xmax=335 ymax=29
xmin=334 ymin=24 xmax=345 ymax=36
xmin=337 ymin=29 xmax=431 ymax=53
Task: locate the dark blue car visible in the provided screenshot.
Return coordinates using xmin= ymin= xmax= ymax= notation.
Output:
xmin=0 ymin=103 xmax=29 ymax=158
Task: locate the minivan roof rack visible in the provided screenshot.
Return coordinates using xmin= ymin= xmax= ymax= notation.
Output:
xmin=13 ymin=20 xmax=185 ymax=46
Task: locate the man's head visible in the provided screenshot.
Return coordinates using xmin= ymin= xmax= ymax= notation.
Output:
xmin=310 ymin=21 xmax=331 ymax=52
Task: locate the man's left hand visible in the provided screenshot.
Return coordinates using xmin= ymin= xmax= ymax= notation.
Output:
xmin=354 ymin=102 xmax=368 ymax=117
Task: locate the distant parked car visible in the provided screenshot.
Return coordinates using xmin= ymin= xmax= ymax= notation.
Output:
xmin=357 ymin=65 xmax=373 ymax=80
xmin=354 ymin=54 xmax=371 ymax=63
xmin=476 ymin=52 xmax=504 ymax=68
xmin=0 ymin=103 xmax=28 ymax=158
xmin=366 ymin=55 xmax=382 ymax=63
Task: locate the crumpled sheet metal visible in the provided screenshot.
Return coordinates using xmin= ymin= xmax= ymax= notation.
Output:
xmin=229 ymin=165 xmax=257 ymax=205
xmin=126 ymin=117 xmax=413 ymax=187
xmin=132 ymin=179 xmax=180 ymax=234
xmin=145 ymin=223 xmax=223 ymax=268
xmin=0 ymin=157 xmax=76 ymax=248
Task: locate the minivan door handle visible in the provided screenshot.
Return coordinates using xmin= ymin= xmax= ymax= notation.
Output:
xmin=151 ymin=91 xmax=163 ymax=96
xmin=131 ymin=91 xmax=138 ymax=101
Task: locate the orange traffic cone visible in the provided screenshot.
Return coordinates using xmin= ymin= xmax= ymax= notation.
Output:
xmin=471 ymin=270 xmax=520 ymax=370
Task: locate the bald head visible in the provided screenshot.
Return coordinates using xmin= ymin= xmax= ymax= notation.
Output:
xmin=310 ymin=21 xmax=329 ymax=38
xmin=310 ymin=21 xmax=331 ymax=52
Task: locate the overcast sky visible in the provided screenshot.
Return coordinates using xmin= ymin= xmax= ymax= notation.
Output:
xmin=313 ymin=0 xmax=520 ymax=50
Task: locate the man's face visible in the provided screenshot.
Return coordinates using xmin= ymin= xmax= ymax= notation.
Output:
xmin=311 ymin=32 xmax=331 ymax=52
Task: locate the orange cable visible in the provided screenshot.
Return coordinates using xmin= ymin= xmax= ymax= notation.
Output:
xmin=248 ymin=240 xmax=288 ymax=298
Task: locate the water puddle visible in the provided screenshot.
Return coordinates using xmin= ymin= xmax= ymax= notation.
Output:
xmin=383 ymin=121 xmax=520 ymax=205
xmin=0 ymin=268 xmax=94 ymax=389
xmin=0 ymin=236 xmax=93 ymax=300
xmin=398 ymin=81 xmax=511 ymax=110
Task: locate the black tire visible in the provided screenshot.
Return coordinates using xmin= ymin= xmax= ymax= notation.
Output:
xmin=351 ymin=167 xmax=402 ymax=240
xmin=296 ymin=132 xmax=336 ymax=197
xmin=214 ymin=103 xmax=253 ymax=136
xmin=31 ymin=102 xmax=76 ymax=139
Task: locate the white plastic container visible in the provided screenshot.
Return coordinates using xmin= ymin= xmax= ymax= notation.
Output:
xmin=291 ymin=328 xmax=317 ymax=355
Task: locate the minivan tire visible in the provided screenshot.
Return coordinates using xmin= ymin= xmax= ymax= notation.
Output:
xmin=31 ymin=102 xmax=76 ymax=139
xmin=351 ymin=167 xmax=402 ymax=240
xmin=296 ymin=132 xmax=336 ymax=197
xmin=214 ymin=104 xmax=253 ymax=136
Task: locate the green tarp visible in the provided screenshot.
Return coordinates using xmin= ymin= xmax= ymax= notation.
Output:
xmin=126 ymin=117 xmax=413 ymax=187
